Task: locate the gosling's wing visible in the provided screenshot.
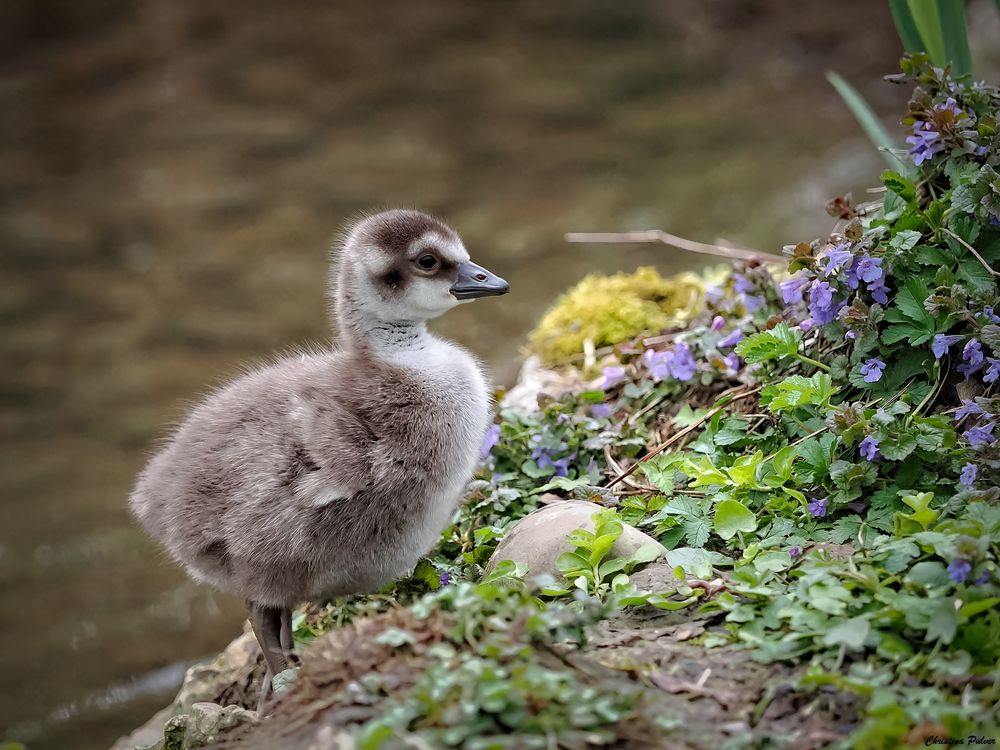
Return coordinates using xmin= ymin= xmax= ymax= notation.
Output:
xmin=283 ymin=353 xmax=378 ymax=507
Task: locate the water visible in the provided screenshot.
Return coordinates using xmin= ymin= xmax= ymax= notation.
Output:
xmin=0 ymin=1 xmax=912 ymax=747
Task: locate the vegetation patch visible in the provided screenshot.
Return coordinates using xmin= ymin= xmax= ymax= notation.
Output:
xmin=144 ymin=56 xmax=999 ymax=750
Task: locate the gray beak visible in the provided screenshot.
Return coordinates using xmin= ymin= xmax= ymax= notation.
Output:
xmin=450 ymin=261 xmax=510 ymax=300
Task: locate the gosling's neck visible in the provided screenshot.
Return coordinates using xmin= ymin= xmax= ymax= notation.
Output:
xmin=334 ymin=285 xmax=433 ymax=355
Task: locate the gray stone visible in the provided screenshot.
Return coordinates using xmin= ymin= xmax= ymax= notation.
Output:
xmin=160 ymin=702 xmax=258 ymax=750
xmin=171 ymin=628 xmax=259 ymax=714
xmin=484 ymin=500 xmax=665 ymax=579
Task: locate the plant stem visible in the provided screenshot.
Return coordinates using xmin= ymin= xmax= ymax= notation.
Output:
xmin=795 ymin=353 xmax=832 ymax=372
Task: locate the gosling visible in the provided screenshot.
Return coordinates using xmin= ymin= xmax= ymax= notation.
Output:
xmin=129 ymin=209 xmax=509 ymax=707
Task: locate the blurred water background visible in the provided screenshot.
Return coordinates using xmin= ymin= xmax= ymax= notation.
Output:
xmin=4 ymin=1 xmax=997 ymax=748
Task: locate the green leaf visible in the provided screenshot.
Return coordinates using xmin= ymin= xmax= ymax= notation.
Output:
xmin=907 ymin=0 xmax=947 ymax=66
xmin=880 ymin=432 xmax=918 ymax=461
xmin=761 ymin=373 xmax=837 ymax=412
xmin=664 ymin=547 xmax=728 ymax=578
xmin=735 ymin=322 xmax=801 ymax=365
xmin=626 ymin=543 xmax=664 ymax=567
xmin=957 ymin=258 xmax=996 ymax=296
xmin=588 ymin=532 xmax=620 ymax=566
xmin=981 ymin=324 xmax=1000 ymax=351
xmin=672 ymin=404 xmax=709 ymax=427
xmin=827 ymin=71 xmax=900 ymax=169
xmin=714 ymin=417 xmax=750 ymax=446
xmin=822 ymin=616 xmax=871 ymax=650
xmin=713 ymin=499 xmax=758 ymax=540
xmin=938 ymin=0 xmax=972 ymax=75
xmin=893 ymin=277 xmax=935 ymax=329
xmin=882 ymin=170 xmax=916 ymax=203
xmin=889 ymin=0 xmax=925 ymax=53
xmin=926 ymin=598 xmax=958 ymax=644
xmin=889 ymin=229 xmax=922 ymax=252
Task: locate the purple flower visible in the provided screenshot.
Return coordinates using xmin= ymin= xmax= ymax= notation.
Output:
xmin=808 ymin=280 xmax=840 ymax=325
xmin=855 ymin=254 xmax=883 ymax=284
xmin=810 ymin=280 xmax=834 ymax=309
xmin=948 ymin=559 xmax=972 ymax=584
xmin=845 ymin=256 xmax=862 ymax=290
xmin=705 ymin=284 xmax=724 ymax=304
xmin=711 ymin=315 xmax=726 ymax=331
xmin=939 ymin=96 xmax=963 ymax=117
xmin=480 ymin=424 xmax=501 ymax=460
xmin=985 ymin=358 xmax=1000 ymax=384
xmin=965 ymin=422 xmax=996 ymax=448
xmin=845 ymin=330 xmax=858 ymax=341
xmin=906 ymin=121 xmax=944 ymax=165
xmin=439 ymin=572 xmax=451 ymax=587
xmin=859 ymin=436 xmax=880 ymax=461
xmin=789 ymin=546 xmax=801 ymax=559
xmin=822 ymin=243 xmax=854 ymax=277
xmin=974 ymin=570 xmax=991 ymax=585
xmin=808 ymin=497 xmax=827 ymax=518
xmin=955 ymin=399 xmax=985 ymax=421
xmin=868 ymin=278 xmax=890 ymax=305
xmin=964 ymin=339 xmax=984 ymax=366
xmin=957 ymin=339 xmax=984 ymax=379
xmin=722 ymin=353 xmax=740 ymax=373
xmin=536 ymin=450 xmax=576 ymax=477
xmin=959 ymin=463 xmax=978 ymax=486
xmin=719 ymin=329 xmax=744 ymax=348
xmin=860 ymin=358 xmax=886 ymax=383
xmin=590 ymin=403 xmax=613 ymax=419
xmin=983 ymin=306 xmax=1000 ymax=324
xmin=779 ymin=275 xmax=809 ymax=305
xmin=799 ymin=318 xmax=815 ymax=332
xmin=669 ymin=342 xmax=697 ymax=381
xmin=932 ymin=333 xmax=964 ymax=359
xmin=642 ymin=349 xmax=672 ymax=382
xmin=744 ymin=294 xmax=766 ymax=312
xmin=601 ymin=366 xmax=627 ymax=389
xmin=733 ymin=274 xmax=753 ymax=294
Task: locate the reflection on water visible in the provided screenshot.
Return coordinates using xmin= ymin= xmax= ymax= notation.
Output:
xmin=1 ymin=1 xmax=908 ymax=747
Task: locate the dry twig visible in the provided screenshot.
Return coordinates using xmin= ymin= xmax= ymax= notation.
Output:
xmin=565 ymin=229 xmax=786 ymax=265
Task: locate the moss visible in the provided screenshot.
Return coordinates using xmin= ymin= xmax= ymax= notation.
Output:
xmin=527 ymin=265 xmax=723 ymax=363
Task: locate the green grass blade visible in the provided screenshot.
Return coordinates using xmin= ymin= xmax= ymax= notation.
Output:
xmin=889 ymin=0 xmax=925 ymax=53
xmin=939 ymin=0 xmax=972 ymax=75
xmin=827 ymin=71 xmax=901 ymax=170
xmin=906 ymin=0 xmax=947 ymax=65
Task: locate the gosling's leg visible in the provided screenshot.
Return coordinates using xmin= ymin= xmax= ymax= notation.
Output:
xmin=279 ymin=606 xmax=294 ymax=660
xmin=247 ymin=601 xmax=288 ymax=714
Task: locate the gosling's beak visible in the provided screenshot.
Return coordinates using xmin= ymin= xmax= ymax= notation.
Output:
xmin=450 ymin=261 xmax=510 ymax=300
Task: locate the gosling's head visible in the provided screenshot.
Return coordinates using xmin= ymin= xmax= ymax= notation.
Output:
xmin=334 ymin=209 xmax=509 ymax=326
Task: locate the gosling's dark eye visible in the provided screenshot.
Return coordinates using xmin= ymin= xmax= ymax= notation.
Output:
xmin=417 ymin=254 xmax=439 ymax=270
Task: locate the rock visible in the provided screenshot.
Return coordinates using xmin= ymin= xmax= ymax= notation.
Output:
xmin=271 ymin=666 xmax=300 ymax=695
xmin=108 ymin=708 xmax=173 ymax=750
xmin=160 ymin=702 xmax=258 ymax=750
xmin=171 ymin=628 xmax=260 ymax=714
xmin=483 ymin=500 xmax=665 ymax=579
xmin=110 ymin=627 xmax=261 ymax=750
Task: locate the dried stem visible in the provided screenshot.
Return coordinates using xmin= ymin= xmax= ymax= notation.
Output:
xmin=605 ymin=385 xmax=762 ymax=488
xmin=564 ymin=229 xmax=786 ymax=265
xmin=941 ymin=228 xmax=1000 ymax=277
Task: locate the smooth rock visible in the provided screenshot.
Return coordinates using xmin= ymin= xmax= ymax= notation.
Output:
xmin=484 ymin=500 xmax=665 ymax=579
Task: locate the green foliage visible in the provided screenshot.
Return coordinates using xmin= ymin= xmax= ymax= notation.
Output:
xmin=283 ymin=59 xmax=1000 ymax=748
xmin=554 ymin=509 xmax=662 ymax=593
xmin=352 ymin=581 xmax=667 ymax=749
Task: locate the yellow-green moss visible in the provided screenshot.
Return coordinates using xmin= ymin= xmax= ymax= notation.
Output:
xmin=527 ymin=266 xmax=723 ymax=363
